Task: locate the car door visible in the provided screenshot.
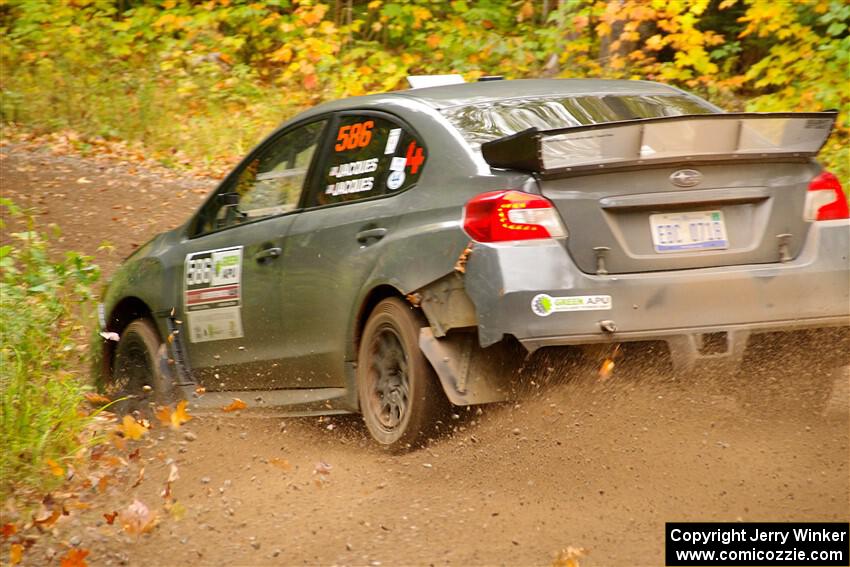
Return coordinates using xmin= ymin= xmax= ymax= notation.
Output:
xmin=278 ymin=111 xmax=428 ymax=387
xmin=180 ymin=119 xmax=328 ymax=391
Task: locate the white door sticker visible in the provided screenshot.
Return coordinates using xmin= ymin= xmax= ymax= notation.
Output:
xmin=185 ymin=247 xmax=244 ymax=342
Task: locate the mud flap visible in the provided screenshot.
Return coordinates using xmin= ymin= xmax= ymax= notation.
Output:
xmin=667 ymin=329 xmax=750 ymax=374
xmin=419 ymin=328 xmax=522 ymax=406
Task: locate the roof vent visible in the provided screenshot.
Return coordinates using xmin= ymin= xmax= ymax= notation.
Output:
xmin=407 ymin=74 xmax=465 ymax=89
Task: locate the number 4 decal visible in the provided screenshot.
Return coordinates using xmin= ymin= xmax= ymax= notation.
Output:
xmin=405 ymin=141 xmax=425 ymax=174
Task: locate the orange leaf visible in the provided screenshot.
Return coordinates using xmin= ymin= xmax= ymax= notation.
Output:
xmin=517 ymin=1 xmax=534 ymax=22
xmin=83 ymin=392 xmax=112 ymax=405
xmin=270 ymin=457 xmax=292 ymax=471
xmin=154 ymin=405 xmax=172 ymax=427
xmin=9 ymin=544 xmax=23 ymax=565
xmin=33 ymin=508 xmax=61 ymax=528
xmin=222 ymin=398 xmax=247 ymax=412
xmin=598 ymin=358 xmax=615 ymax=381
xmin=1 ymin=523 xmax=16 ymax=538
xmin=118 ymin=415 xmax=148 ymax=440
xmin=60 ymin=548 xmax=89 ymax=567
xmin=103 ymin=511 xmax=117 ymax=525
xmin=303 ymin=74 xmax=318 ymax=90
xmin=45 ymin=458 xmax=64 ymax=477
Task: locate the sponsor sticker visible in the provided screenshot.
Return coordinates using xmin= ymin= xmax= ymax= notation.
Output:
xmin=389 ymin=156 xmax=407 ymax=172
xmin=531 ymin=293 xmax=612 ymax=317
xmin=325 ymin=177 xmax=374 ymax=196
xmin=185 ymin=247 xmax=244 ymax=342
xmin=385 ymin=128 xmax=401 ymax=154
xmin=329 ymin=158 xmax=379 ymax=179
xmin=386 ymin=170 xmax=405 ymax=190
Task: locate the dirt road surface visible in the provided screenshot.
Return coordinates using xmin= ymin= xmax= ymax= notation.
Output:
xmin=2 ymin=145 xmax=848 ymax=567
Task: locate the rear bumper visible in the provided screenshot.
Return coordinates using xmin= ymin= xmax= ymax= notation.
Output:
xmin=465 ymin=219 xmax=850 ymax=355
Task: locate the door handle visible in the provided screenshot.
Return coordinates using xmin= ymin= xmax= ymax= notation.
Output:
xmin=356 ymin=228 xmax=388 ymax=244
xmin=254 ymin=247 xmax=282 ymax=263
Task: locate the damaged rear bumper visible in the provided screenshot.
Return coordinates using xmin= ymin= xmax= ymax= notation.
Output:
xmin=464 ymin=219 xmax=850 ymax=369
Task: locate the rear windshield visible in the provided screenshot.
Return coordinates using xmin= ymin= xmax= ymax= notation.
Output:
xmin=442 ymin=94 xmax=717 ymax=145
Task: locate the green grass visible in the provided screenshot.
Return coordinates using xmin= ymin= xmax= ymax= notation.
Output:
xmin=0 ymin=201 xmax=101 ymax=499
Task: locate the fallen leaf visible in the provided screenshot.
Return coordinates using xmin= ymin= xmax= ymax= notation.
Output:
xmin=60 ymin=548 xmax=90 ymax=567
xmin=97 ymin=475 xmax=113 ymax=494
xmin=194 ymin=386 xmax=206 ymax=396
xmin=270 ymin=457 xmax=291 ymax=471
xmin=76 ymin=177 xmax=92 ymax=184
xmin=45 ymin=458 xmax=64 ymax=477
xmin=552 ymin=546 xmax=588 ymax=567
xmin=9 ymin=543 xmax=23 ymax=565
xmin=131 ymin=466 xmax=145 ymax=488
xmin=33 ymin=507 xmax=61 ymax=528
xmin=128 ymin=448 xmax=140 ymax=461
xmin=173 ymin=400 xmax=193 ymax=427
xmin=103 ymin=511 xmax=117 ymax=525
xmin=84 ymin=392 xmax=112 ymax=405
xmin=166 ymin=500 xmax=186 ymax=521
xmin=99 ymin=331 xmax=119 ymax=341
xmin=314 ymin=461 xmax=332 ymax=475
xmin=598 ymin=358 xmax=615 ymax=380
xmin=119 ymin=499 xmax=157 ymax=535
xmin=117 ymin=415 xmax=148 ymax=440
xmin=222 ymin=398 xmax=247 ymax=412
xmin=167 ymin=462 xmax=180 ymax=483
xmin=1 ymin=523 xmax=17 ymax=538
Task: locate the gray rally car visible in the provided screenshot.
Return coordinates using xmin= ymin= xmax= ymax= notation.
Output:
xmin=97 ymin=78 xmax=850 ymax=449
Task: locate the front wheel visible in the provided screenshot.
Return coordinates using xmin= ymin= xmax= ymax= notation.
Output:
xmin=109 ymin=319 xmax=171 ymax=414
xmin=357 ymin=298 xmax=445 ymax=451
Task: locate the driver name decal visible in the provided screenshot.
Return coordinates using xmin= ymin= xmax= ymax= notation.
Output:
xmin=184 ymin=247 xmax=244 ymax=342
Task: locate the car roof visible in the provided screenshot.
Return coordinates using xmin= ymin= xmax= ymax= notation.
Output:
xmin=393 ymin=78 xmax=684 ymax=109
xmin=300 ymin=78 xmax=690 ymax=118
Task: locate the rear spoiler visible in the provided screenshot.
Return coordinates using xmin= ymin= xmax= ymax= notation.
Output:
xmin=480 ymin=111 xmax=837 ymax=177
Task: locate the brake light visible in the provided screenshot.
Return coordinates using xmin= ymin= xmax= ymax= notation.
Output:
xmin=805 ymin=171 xmax=849 ymax=221
xmin=463 ymin=190 xmax=566 ymax=242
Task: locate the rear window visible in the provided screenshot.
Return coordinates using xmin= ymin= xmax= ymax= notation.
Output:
xmin=442 ymin=94 xmax=717 ymax=145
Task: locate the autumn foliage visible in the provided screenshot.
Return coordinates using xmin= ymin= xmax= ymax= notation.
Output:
xmin=0 ymin=0 xmax=846 ymax=180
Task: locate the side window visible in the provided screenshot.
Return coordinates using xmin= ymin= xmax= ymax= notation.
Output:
xmin=305 ymin=114 xmax=426 ymax=208
xmin=195 ymin=120 xmax=326 ymax=235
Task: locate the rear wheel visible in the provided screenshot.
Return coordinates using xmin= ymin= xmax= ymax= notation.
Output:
xmin=110 ymin=319 xmax=171 ymax=414
xmin=357 ymin=298 xmax=445 ymax=451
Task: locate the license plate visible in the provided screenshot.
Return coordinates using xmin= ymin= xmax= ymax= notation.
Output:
xmin=649 ymin=210 xmax=728 ymax=253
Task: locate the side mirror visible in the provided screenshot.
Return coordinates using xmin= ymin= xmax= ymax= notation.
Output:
xmin=217 ymin=192 xmax=239 ymax=207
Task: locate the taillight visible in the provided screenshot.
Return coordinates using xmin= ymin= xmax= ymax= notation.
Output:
xmin=463 ymin=190 xmax=566 ymax=242
xmin=805 ymin=171 xmax=849 ymax=221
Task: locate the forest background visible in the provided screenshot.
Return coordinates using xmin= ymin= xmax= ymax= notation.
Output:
xmin=1 ymin=0 xmax=848 ymax=180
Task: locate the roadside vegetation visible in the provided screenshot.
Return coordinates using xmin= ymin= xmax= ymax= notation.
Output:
xmin=1 ymin=0 xmax=847 ymax=181
xmin=0 ymin=200 xmax=101 ymax=502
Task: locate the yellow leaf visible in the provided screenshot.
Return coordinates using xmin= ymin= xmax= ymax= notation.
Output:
xmin=45 ymin=458 xmax=64 ymax=477
xmin=172 ymin=400 xmax=193 ymax=427
xmin=119 ymin=415 xmax=148 ymax=440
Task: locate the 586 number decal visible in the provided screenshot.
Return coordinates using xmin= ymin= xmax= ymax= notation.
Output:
xmin=335 ymin=120 xmax=374 ymax=152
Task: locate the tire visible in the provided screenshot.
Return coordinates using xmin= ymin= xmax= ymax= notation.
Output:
xmin=109 ymin=319 xmax=171 ymax=414
xmin=357 ymin=298 xmax=445 ymax=451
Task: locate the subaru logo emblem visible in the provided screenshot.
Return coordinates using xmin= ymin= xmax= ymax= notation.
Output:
xmin=670 ymin=169 xmax=702 ymax=187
